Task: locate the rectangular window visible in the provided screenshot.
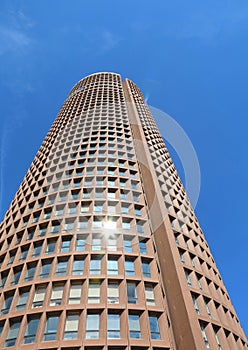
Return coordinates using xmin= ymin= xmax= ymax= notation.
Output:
xmin=43 ymin=315 xmax=59 ymax=341
xmin=107 ymin=238 xmax=117 ymax=251
xmin=61 ymin=238 xmax=71 ymax=253
xmin=46 ymin=240 xmax=56 ymax=254
xmin=1 ymin=293 xmax=14 ymax=315
xmin=50 ymin=284 xmax=64 ymax=306
xmin=76 ymin=236 xmax=85 ymax=251
xmin=108 ymin=313 xmax=120 ymax=338
xmin=5 ymin=319 xmax=21 ymax=347
xmin=125 ymin=260 xmax=135 ymax=276
xmin=86 ymin=313 xmax=100 ymax=339
xmin=32 ymin=286 xmax=46 ymax=308
xmin=90 ymin=256 xmax=101 ymax=275
xmin=145 ymin=284 xmax=155 ymax=306
xmin=88 ymin=281 xmax=100 ymax=303
xmin=72 ymin=258 xmax=84 ymax=275
xmin=55 ymin=260 xmax=68 ymax=276
xmin=123 ymin=238 xmax=132 ymax=252
xmin=107 ymin=258 xmax=118 ymax=275
xmin=139 ymin=241 xmax=147 ymax=254
xmin=142 ymin=261 xmax=151 ymax=278
xmin=16 ymin=289 xmax=29 ymax=311
xmin=11 ymin=269 xmax=21 ymax=285
xmin=24 ymin=264 xmax=36 ymax=281
xmin=128 ymin=314 xmax=141 ymax=339
xmin=107 ymin=282 xmax=119 ymax=304
xmin=185 ymin=270 xmax=192 ymax=286
xmin=149 ymin=314 xmax=161 ymax=340
xmin=64 ymin=313 xmax=79 ymax=340
xmin=69 ymin=283 xmax=82 ymax=304
xmin=32 ymin=243 xmax=42 ymax=257
xmin=92 ymin=238 xmax=101 ymax=251
xmin=127 ymin=282 xmax=137 ymax=304
xmin=23 ymin=316 xmax=39 ymax=344
xmin=200 ymin=323 xmax=210 ymax=348
xmin=192 ymin=294 xmax=200 ymax=315
xmin=39 ymin=261 xmax=52 ymax=279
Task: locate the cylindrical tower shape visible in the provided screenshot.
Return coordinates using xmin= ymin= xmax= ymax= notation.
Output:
xmin=0 ymin=73 xmax=247 ymax=350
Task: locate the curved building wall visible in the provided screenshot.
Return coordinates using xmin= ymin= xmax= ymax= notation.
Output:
xmin=0 ymin=72 xmax=246 ymax=350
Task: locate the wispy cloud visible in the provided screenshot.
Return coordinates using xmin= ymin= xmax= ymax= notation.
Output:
xmin=0 ymin=10 xmax=34 ymax=56
xmin=163 ymin=7 xmax=248 ymax=42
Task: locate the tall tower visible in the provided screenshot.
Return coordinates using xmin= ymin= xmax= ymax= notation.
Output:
xmin=0 ymin=72 xmax=246 ymax=350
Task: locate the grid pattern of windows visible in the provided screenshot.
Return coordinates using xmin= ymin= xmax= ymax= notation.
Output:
xmin=0 ymin=72 xmax=246 ymax=350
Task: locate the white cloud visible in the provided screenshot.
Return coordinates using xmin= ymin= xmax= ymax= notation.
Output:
xmin=0 ymin=10 xmax=34 ymax=56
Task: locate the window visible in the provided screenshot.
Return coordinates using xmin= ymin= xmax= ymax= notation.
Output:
xmin=204 ymin=297 xmax=212 ymax=317
xmin=69 ymin=283 xmax=82 ymax=304
xmin=1 ymin=293 xmax=14 ymax=315
xmin=191 ymin=293 xmax=200 ymax=314
xmin=185 ymin=270 xmax=192 ymax=286
xmin=88 ymin=281 xmax=100 ymax=303
xmin=5 ymin=319 xmax=21 ymax=347
xmin=108 ymin=238 xmax=117 ymax=251
xmin=46 ymin=240 xmax=56 ymax=254
xmin=125 ymin=260 xmax=135 ymax=276
xmin=179 ymin=249 xmax=185 ymax=263
xmin=44 ymin=315 xmax=59 ymax=341
xmin=149 ymin=314 xmax=161 ymax=340
xmin=214 ymin=328 xmax=222 ymax=350
xmin=200 ymin=322 xmax=210 ymax=348
xmin=24 ymin=264 xmax=36 ymax=281
xmin=128 ymin=314 xmax=141 ymax=339
xmin=11 ymin=268 xmax=22 ymax=285
xmin=72 ymin=257 xmax=84 ymax=275
xmin=50 ymin=284 xmax=64 ymax=306
xmin=92 ymin=238 xmax=101 ymax=251
xmin=16 ymin=289 xmax=29 ymax=310
xmin=56 ymin=259 xmax=68 ymax=276
xmin=108 ymin=313 xmax=120 ymax=338
xmin=86 ymin=313 xmax=100 ymax=339
xmin=108 ymin=282 xmax=119 ymax=304
xmin=123 ymin=238 xmax=132 ymax=252
xmin=19 ymin=247 xmax=29 ymax=261
xmin=196 ymin=273 xmax=203 ymax=290
xmin=107 ymin=257 xmax=118 ymax=275
xmin=127 ymin=282 xmax=137 ymax=304
xmin=145 ymin=284 xmax=155 ymax=306
xmin=76 ymin=236 xmax=85 ymax=251
xmin=139 ymin=241 xmax=147 ymax=254
xmin=39 ymin=260 xmax=52 ymax=279
xmin=32 ymin=242 xmax=42 ymax=257
xmin=90 ymin=256 xmax=101 ymax=274
xmin=33 ymin=286 xmax=46 ymax=308
xmin=23 ymin=316 xmax=39 ymax=344
xmin=64 ymin=313 xmax=79 ymax=340
xmin=61 ymin=238 xmax=71 ymax=252
xmin=142 ymin=261 xmax=151 ymax=278
xmin=51 ymin=222 xmax=60 ymax=234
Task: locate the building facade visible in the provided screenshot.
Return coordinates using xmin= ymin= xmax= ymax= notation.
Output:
xmin=0 ymin=72 xmax=246 ymax=350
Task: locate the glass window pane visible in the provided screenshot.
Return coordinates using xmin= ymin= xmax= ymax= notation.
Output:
xmin=86 ymin=314 xmax=99 ymax=339
xmin=23 ymin=317 xmax=39 ymax=344
xmin=108 ymin=314 xmax=120 ymax=338
xmin=44 ymin=315 xmax=59 ymax=341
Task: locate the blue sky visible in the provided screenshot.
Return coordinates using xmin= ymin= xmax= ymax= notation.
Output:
xmin=0 ymin=0 xmax=247 ymax=336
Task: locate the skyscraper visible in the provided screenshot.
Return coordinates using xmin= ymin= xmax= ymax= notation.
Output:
xmin=0 ymin=72 xmax=246 ymax=350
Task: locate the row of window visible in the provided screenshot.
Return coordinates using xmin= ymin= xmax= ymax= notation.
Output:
xmin=0 ymin=255 xmax=154 ymax=288
xmin=0 ymin=280 xmax=157 ymax=314
xmin=20 ymin=201 xmax=144 ymax=226
xmin=1 ymin=311 xmax=161 ymax=347
xmin=2 ymin=234 xmax=149 ymax=263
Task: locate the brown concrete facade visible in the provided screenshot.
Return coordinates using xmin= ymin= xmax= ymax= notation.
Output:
xmin=0 ymin=72 xmax=246 ymax=350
